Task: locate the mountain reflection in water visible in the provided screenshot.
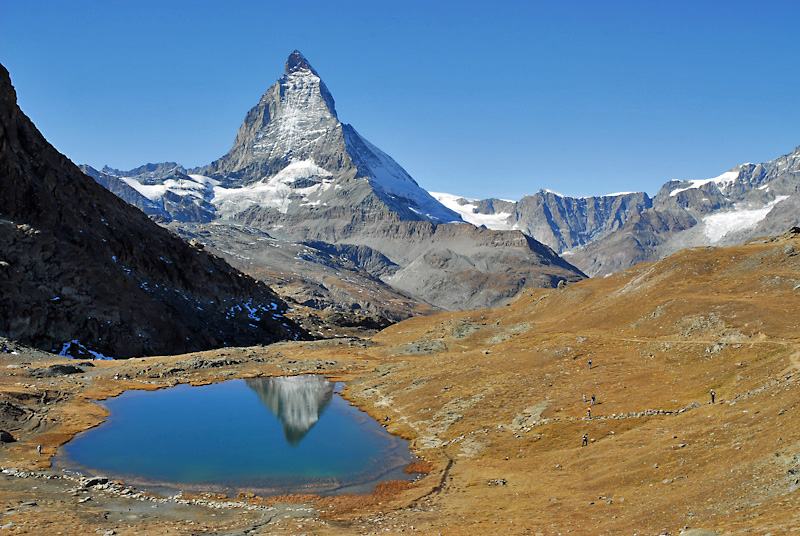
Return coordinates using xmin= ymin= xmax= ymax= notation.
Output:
xmin=245 ymin=376 xmax=334 ymax=446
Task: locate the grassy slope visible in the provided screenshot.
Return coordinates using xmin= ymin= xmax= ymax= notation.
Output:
xmin=1 ymin=231 xmax=798 ymax=534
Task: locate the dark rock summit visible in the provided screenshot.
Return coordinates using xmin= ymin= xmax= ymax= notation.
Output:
xmin=0 ymin=62 xmax=306 ymax=358
xmin=285 ymin=49 xmax=317 ymax=75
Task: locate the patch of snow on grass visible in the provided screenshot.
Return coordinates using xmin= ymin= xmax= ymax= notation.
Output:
xmin=702 ymin=196 xmax=789 ymax=242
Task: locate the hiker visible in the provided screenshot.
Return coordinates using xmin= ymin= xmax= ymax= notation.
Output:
xmin=582 ymin=434 xmax=588 ymax=447
xmin=588 ymin=359 xmax=592 ymax=369
xmin=710 ymin=389 xmax=715 ymax=404
xmin=583 ymin=394 xmax=587 ymax=403
xmin=587 ymin=408 xmax=591 ymax=418
xmin=37 ymin=445 xmax=41 ymax=456
xmin=591 ymin=394 xmax=596 ymax=405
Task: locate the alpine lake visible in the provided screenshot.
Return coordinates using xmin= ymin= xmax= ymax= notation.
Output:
xmin=52 ymin=375 xmax=419 ymax=496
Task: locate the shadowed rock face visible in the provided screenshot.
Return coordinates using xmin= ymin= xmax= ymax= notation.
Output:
xmin=245 ymin=376 xmax=334 ymax=446
xmin=0 ymin=62 xmax=306 ymax=358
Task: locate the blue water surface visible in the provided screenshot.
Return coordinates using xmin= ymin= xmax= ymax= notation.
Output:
xmin=53 ymin=376 xmax=417 ymax=495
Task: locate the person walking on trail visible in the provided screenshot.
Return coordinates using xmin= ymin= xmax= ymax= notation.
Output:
xmin=37 ymin=445 xmax=41 ymax=456
xmin=588 ymin=359 xmax=592 ymax=369
xmin=582 ymin=434 xmax=588 ymax=447
xmin=587 ymin=408 xmax=591 ymax=418
xmin=591 ymin=394 xmax=596 ymax=405
xmin=710 ymin=389 xmax=716 ymax=404
xmin=583 ymin=394 xmax=587 ymax=403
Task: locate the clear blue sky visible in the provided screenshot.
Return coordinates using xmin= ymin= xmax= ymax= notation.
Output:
xmin=2 ymin=1 xmax=799 ymax=199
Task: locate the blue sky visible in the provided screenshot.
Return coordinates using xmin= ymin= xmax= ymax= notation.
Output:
xmin=2 ymin=1 xmax=799 ymax=199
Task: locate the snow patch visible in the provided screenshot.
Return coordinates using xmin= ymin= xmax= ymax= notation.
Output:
xmin=58 ymin=340 xmax=114 ymax=360
xmin=542 ymin=189 xmax=566 ymax=197
xmin=430 ymin=192 xmax=513 ymax=230
xmin=701 ymin=196 xmax=789 ymax=242
xmin=213 ymin=159 xmax=333 ymax=217
xmin=670 ymin=170 xmax=740 ymax=197
xmin=120 ymin=174 xmax=218 ymax=202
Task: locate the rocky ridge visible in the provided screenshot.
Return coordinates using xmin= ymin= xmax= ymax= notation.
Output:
xmin=0 ymin=62 xmax=305 ymax=358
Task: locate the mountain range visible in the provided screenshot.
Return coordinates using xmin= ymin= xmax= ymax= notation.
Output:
xmin=435 ymin=147 xmax=800 ymax=276
xmin=83 ymin=51 xmax=585 ymax=317
xmin=83 ymin=50 xmax=799 ymax=318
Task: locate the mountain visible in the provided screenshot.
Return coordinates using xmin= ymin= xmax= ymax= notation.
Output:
xmin=568 ymin=148 xmax=800 ymax=275
xmin=433 ymin=190 xmax=652 ymax=253
xmin=192 ymin=50 xmax=461 ymax=228
xmin=89 ymin=51 xmax=586 ymax=312
xmin=166 ymin=221 xmax=435 ymax=323
xmin=80 ymin=164 xmax=218 ymax=223
xmin=435 ymin=147 xmax=800 ymax=277
xmin=0 ymin=62 xmax=305 ymax=359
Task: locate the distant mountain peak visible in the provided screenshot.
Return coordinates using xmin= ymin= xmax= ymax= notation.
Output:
xmin=285 ymin=49 xmax=317 ymax=76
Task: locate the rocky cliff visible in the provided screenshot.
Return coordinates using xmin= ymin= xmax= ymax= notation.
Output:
xmin=0 ymin=63 xmax=305 ymax=358
xmin=568 ymin=148 xmax=800 ymax=275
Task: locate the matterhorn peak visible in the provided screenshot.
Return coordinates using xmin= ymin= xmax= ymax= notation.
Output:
xmin=285 ymin=49 xmax=318 ymax=76
xmin=195 ymin=50 xmax=462 ymax=224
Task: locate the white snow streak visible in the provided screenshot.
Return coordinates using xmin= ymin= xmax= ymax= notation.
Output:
xmin=120 ymin=174 xmax=218 ymax=202
xmin=670 ymin=170 xmax=740 ymax=197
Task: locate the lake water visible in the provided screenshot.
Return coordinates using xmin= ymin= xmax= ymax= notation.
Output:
xmin=52 ymin=375 xmax=418 ymax=496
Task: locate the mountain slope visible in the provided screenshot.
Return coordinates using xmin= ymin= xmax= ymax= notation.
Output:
xmin=434 ymin=189 xmax=652 ymax=253
xmin=6 ymin=228 xmax=800 ymax=534
xmin=0 ymin=63 xmax=305 ymax=358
